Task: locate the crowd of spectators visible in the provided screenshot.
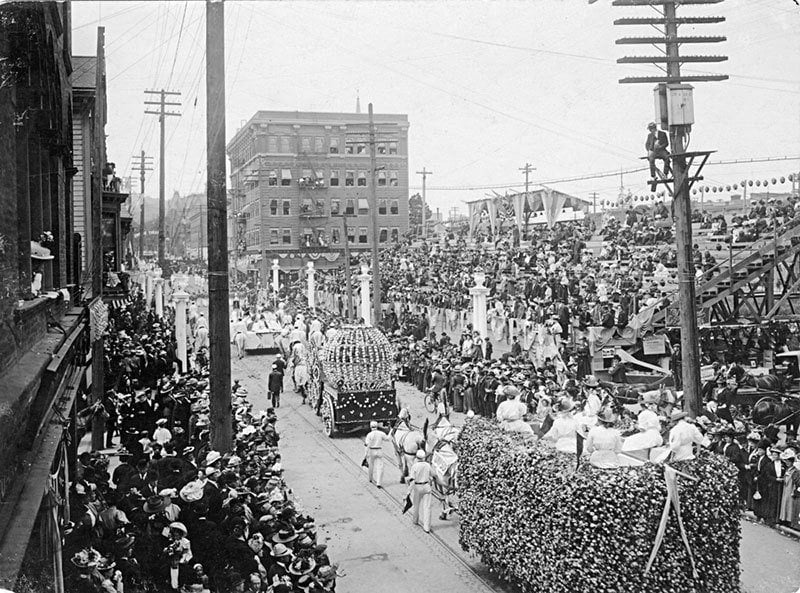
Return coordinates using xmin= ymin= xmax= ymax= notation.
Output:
xmin=66 ymin=292 xmax=338 ymax=593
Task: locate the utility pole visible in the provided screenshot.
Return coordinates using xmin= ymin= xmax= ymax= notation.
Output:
xmin=613 ymin=0 xmax=727 ymax=418
xmin=416 ymin=167 xmax=432 ymax=239
xmin=131 ymin=149 xmax=153 ymax=262
xmin=368 ymin=104 xmax=382 ymax=328
xmin=205 ymin=0 xmax=232 ymax=452
xmin=519 ymin=163 xmax=534 ymax=233
xmin=144 ymin=89 xmax=181 ymax=273
xmin=590 ymin=192 xmax=599 ymax=215
xmin=341 ymin=213 xmax=354 ymax=321
xmin=90 ymin=27 xmax=106 ymax=451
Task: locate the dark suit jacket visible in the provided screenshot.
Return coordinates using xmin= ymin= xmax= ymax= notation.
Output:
xmin=646 ymin=130 xmax=669 ymax=152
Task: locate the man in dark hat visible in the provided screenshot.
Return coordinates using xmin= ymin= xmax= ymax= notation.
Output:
xmin=645 ymin=122 xmax=671 ymax=191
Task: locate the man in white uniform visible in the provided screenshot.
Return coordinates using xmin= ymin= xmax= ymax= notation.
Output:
xmin=408 ymin=450 xmax=433 ymax=533
xmin=364 ymin=421 xmax=390 ymax=488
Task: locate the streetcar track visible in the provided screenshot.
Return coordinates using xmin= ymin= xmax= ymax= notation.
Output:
xmin=285 ymin=398 xmax=501 ymax=593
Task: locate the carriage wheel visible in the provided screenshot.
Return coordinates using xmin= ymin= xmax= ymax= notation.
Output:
xmin=321 ymin=397 xmax=336 ymax=437
xmin=752 ymin=395 xmax=780 ymax=425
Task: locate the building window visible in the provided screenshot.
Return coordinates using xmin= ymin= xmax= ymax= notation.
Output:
xmin=301 ymin=137 xmax=311 ymax=152
xmin=359 ymin=227 xmax=368 ymax=244
xmin=301 ymin=198 xmax=313 ymax=214
xmin=330 ymin=137 xmax=339 ymax=154
xmin=346 ymin=143 xmax=355 ymax=155
xmin=390 ymin=199 xmax=399 ymax=215
xmin=280 ymin=136 xmax=292 ymax=152
xmin=345 ymin=170 xmax=355 ymax=187
xmin=377 ymin=143 xmax=386 ymax=155
xmin=269 ymin=199 xmax=278 ymax=215
xmin=378 ymin=199 xmax=387 ymax=215
xmin=330 ymin=169 xmax=340 ymax=187
xmin=303 ymin=228 xmax=313 ymax=246
xmin=356 ymin=143 xmax=367 ymax=155
xmin=357 ymin=171 xmax=367 ymax=186
xmin=345 ymin=199 xmax=355 ymax=215
xmin=282 ymin=228 xmax=292 ymax=244
xmin=314 ymin=136 xmax=324 ymax=153
xmin=269 ymin=229 xmax=279 ymax=245
xmin=268 ymin=170 xmax=278 ymax=186
xmin=331 ymin=199 xmax=341 ymax=215
xmin=268 ymin=136 xmax=278 ymax=152
xmin=300 ymin=169 xmax=313 ymax=187
xmin=331 ymin=228 xmax=341 ymax=244
xmin=391 ymin=228 xmax=399 ymax=242
xmin=388 ymin=142 xmax=398 ymax=155
xmin=347 ymin=226 xmax=355 ymax=244
xmin=377 ymin=170 xmax=387 ymax=187
xmin=281 ymin=168 xmax=292 ymax=186
xmin=315 ymin=198 xmax=325 ymax=215
xmin=358 ymin=198 xmax=369 ymax=214
xmin=315 ymin=170 xmax=324 ymax=185
xmin=282 ymin=199 xmax=291 ymax=215
xmin=379 ymin=228 xmax=388 ymax=243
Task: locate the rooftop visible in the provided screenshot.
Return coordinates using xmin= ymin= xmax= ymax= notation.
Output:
xmin=71 ymin=55 xmax=97 ymax=90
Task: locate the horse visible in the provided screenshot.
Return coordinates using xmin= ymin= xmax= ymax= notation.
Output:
xmin=389 ymin=409 xmax=426 ymax=482
xmin=742 ymin=373 xmax=787 ymax=393
xmin=752 ymin=396 xmax=800 ymax=440
xmin=424 ymin=415 xmax=460 ymax=520
xmin=602 ymin=375 xmax=671 ymax=406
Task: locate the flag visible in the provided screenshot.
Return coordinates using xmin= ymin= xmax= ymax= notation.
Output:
xmin=402 ymin=494 xmax=413 ymax=514
xmin=361 ymin=456 xmax=369 ymax=468
xmin=542 ymin=188 xmax=566 ymax=229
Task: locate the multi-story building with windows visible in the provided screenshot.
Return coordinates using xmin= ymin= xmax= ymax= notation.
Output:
xmin=226 ymin=110 xmax=409 ymax=276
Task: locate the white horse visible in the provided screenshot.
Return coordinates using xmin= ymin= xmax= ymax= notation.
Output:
xmin=390 ymin=409 xmax=426 ymax=482
xmin=425 ymin=414 xmax=460 ymax=519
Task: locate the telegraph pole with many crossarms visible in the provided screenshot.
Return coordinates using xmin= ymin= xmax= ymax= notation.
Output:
xmin=131 ymin=149 xmax=153 ymax=261
xmin=416 ymin=167 xmax=433 ymax=238
xmin=144 ymin=90 xmax=181 ymax=273
xmin=612 ymin=0 xmax=728 ymax=418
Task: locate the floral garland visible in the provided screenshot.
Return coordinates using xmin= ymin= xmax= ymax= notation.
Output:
xmin=457 ymin=418 xmax=740 ymax=593
xmin=321 ymin=326 xmax=396 ymax=390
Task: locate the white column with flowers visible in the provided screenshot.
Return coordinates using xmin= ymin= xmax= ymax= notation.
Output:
xmin=359 ymin=264 xmax=371 ymax=327
xmin=173 ymin=289 xmax=189 ymax=373
xmin=154 ymin=279 xmax=164 ymax=318
xmin=306 ymin=261 xmax=315 ymax=310
xmin=469 ymin=267 xmax=489 ymax=340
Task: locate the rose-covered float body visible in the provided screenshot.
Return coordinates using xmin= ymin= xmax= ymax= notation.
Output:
xmin=311 ymin=325 xmax=399 ymax=437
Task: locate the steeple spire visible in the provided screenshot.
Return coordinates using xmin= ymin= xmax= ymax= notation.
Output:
xmin=356 ymin=91 xmax=361 ymax=114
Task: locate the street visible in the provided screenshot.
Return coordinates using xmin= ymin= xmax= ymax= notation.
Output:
xmin=232 ymin=350 xmax=800 ymax=593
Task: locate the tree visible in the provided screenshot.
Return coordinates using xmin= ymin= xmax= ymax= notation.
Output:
xmin=408 ymin=193 xmax=433 ymax=236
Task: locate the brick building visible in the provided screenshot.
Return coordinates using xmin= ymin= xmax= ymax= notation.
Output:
xmin=0 ymin=5 xmax=121 ymax=590
xmin=226 ymin=110 xmax=410 ymax=277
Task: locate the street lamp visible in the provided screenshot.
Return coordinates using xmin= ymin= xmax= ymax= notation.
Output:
xmin=236 ymin=212 xmax=247 ymax=283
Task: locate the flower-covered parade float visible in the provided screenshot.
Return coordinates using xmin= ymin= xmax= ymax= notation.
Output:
xmin=457 ymin=417 xmax=741 ymax=593
xmin=314 ymin=325 xmax=398 ymax=436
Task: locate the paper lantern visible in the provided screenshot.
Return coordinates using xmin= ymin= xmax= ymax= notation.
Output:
xmin=790 ymin=174 xmax=795 ymax=182
xmin=756 ymin=180 xmax=761 ymax=186
xmin=764 ymin=180 xmax=769 ymax=186
xmin=693 ymin=189 xmax=697 ymax=195
xmin=712 ymin=187 xmax=717 ymax=193
xmin=780 ymin=177 xmax=785 ymax=183
xmin=771 ymin=178 xmax=777 ymax=185
xmin=651 ymin=194 xmax=656 ymax=200
xmin=733 ymin=184 xmax=738 ymax=190
xmin=749 ymin=180 xmax=754 ymax=187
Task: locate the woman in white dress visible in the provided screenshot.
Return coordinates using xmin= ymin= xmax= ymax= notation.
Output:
xmin=542 ymin=397 xmax=578 ymax=453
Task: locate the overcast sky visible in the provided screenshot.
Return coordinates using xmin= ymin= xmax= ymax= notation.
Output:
xmin=71 ymin=0 xmax=800 ymax=214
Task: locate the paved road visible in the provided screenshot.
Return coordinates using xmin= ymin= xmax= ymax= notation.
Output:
xmin=232 ymin=350 xmax=800 ymax=593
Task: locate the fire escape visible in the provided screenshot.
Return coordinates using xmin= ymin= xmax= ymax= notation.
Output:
xmin=298 ymin=153 xmax=329 ymax=253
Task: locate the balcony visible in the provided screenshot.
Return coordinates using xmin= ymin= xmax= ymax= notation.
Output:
xmin=299 ymin=177 xmax=325 ymax=190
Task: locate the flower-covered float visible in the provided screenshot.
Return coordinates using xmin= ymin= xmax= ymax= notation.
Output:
xmin=457 ymin=417 xmax=741 ymax=593
xmin=315 ymin=325 xmax=398 ymax=437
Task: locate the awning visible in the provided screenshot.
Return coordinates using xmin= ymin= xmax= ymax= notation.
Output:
xmin=281 ymin=169 xmax=292 ymax=179
xmin=358 ymin=198 xmax=370 ymax=211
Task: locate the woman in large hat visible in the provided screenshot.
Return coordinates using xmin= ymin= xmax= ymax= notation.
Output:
xmin=584 ymin=408 xmax=623 ymax=469
xmin=541 ymin=396 xmax=578 ymax=453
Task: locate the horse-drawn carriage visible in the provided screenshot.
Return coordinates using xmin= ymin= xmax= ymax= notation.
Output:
xmin=312 ymin=326 xmax=399 ymax=437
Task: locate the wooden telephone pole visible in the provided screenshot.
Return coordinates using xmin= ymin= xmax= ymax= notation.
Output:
xmin=613 ymin=0 xmax=727 ymax=418
xmin=206 ymin=0 xmax=232 ymax=452
xmin=416 ymin=167 xmax=433 ymax=238
xmin=131 ymin=149 xmax=153 ymax=261
xmin=144 ymin=89 xmax=181 ymax=272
